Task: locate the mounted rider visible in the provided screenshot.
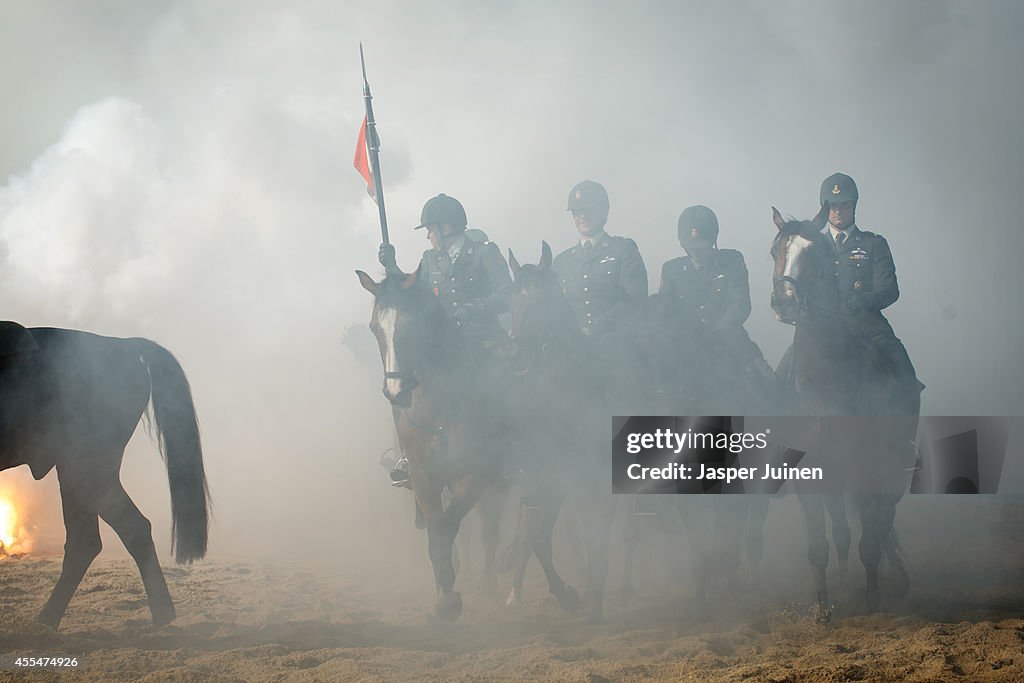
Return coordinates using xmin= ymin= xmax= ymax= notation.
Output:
xmin=378 ymin=193 xmax=513 ymax=485
xmin=814 ymin=172 xmax=923 ymax=413
xmin=658 ymin=205 xmax=775 ymax=407
xmin=552 ymin=180 xmax=648 ymax=410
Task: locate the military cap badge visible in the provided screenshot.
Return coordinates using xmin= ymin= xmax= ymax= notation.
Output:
xmin=575 ymin=189 xmax=583 ymax=200
xmin=832 ymin=184 xmax=841 ymax=195
xmin=691 ymin=227 xmax=699 ymax=238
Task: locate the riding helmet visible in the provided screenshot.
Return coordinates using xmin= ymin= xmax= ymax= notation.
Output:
xmin=820 ymin=172 xmax=859 ymax=206
xmin=566 ymin=180 xmax=610 ymax=213
xmin=678 ymin=205 xmax=719 ymax=249
xmin=414 ymin=193 xmax=468 ymax=229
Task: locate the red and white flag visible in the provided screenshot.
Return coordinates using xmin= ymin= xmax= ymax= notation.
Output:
xmin=353 ymin=115 xmax=376 ymax=202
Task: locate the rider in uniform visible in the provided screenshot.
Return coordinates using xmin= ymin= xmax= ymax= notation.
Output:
xmin=378 ymin=193 xmax=513 ymax=485
xmin=658 ymin=205 xmax=774 ymax=409
xmin=816 ymin=172 xmax=923 ymax=413
xmin=552 ymin=180 xmax=648 ymax=409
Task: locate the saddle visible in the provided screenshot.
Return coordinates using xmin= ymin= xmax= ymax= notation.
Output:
xmin=777 ymin=336 xmax=921 ymax=417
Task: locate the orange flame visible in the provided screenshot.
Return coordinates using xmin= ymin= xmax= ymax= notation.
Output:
xmin=0 ymin=492 xmax=32 ymax=558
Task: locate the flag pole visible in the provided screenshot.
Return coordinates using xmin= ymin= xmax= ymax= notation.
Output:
xmin=360 ymin=43 xmax=390 ymax=244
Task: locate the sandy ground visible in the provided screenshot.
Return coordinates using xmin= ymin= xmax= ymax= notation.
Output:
xmin=2 ymin=499 xmax=1024 ymax=682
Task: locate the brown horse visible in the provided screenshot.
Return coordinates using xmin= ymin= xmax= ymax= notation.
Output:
xmin=770 ymin=206 xmax=915 ymax=622
xmin=356 ymin=269 xmax=509 ymax=621
xmin=0 ymin=324 xmax=208 ymax=630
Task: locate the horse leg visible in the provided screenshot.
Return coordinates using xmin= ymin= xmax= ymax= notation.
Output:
xmin=620 ymin=496 xmax=640 ymax=602
xmin=857 ymin=495 xmax=894 ymax=613
xmin=714 ymin=496 xmax=746 ymax=598
xmin=798 ymin=494 xmax=831 ymax=624
xmin=824 ymin=493 xmax=851 ymax=600
xmin=429 ymin=476 xmax=483 ymax=621
xmin=581 ymin=495 xmax=615 ymax=623
xmin=531 ymin=493 xmax=578 ymax=612
xmin=505 ymin=502 xmax=535 ymax=606
xmin=562 ymin=493 xmax=588 ymax=590
xmin=678 ymin=497 xmax=712 ymax=620
xmin=476 ymin=484 xmax=505 ymax=594
xmin=881 ymin=496 xmax=910 ymax=600
xmin=746 ymin=495 xmax=770 ymax=589
xmin=96 ymin=479 xmax=176 ymax=626
xmin=38 ymin=474 xmax=102 ymax=630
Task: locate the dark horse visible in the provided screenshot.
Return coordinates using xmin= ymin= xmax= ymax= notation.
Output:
xmin=770 ymin=206 xmax=916 ymax=622
xmin=356 ymin=269 xmax=507 ymax=621
xmin=504 ymin=243 xmax=615 ymax=622
xmin=619 ymin=294 xmax=781 ymax=612
xmin=0 ymin=323 xmax=208 ymax=630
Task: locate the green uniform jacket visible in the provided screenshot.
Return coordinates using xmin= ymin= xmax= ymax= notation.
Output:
xmin=552 ymin=233 xmax=648 ymax=337
xmin=815 ymin=226 xmax=900 ymax=336
xmin=659 ymin=249 xmax=751 ymax=335
xmin=416 ymin=238 xmax=512 ymax=338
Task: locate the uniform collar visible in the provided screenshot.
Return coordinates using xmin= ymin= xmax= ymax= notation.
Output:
xmin=578 ymin=231 xmax=608 ymax=250
xmin=828 ymin=224 xmax=859 ymax=242
xmin=446 ymin=234 xmax=468 ymax=261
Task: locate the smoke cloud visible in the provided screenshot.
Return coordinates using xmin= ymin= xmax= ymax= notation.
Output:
xmin=0 ymin=0 xmax=1022 ymax=575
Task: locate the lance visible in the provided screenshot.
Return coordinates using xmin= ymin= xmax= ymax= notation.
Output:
xmin=360 ymin=43 xmax=390 ymax=244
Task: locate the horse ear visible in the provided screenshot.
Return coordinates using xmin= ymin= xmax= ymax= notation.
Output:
xmin=811 ymin=203 xmax=829 ymax=230
xmin=401 ymin=269 xmax=419 ymax=289
xmin=771 ymin=207 xmax=786 ymax=231
xmin=508 ymin=249 xmax=521 ymax=278
xmin=356 ymin=270 xmax=378 ymax=294
xmin=540 ymin=241 xmax=553 ymax=270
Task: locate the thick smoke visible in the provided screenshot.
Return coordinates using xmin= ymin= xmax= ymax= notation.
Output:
xmin=0 ymin=1 xmax=1022 ymax=583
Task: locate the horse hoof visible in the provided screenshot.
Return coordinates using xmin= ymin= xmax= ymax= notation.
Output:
xmin=583 ymin=593 xmax=604 ymax=624
xmin=36 ymin=609 xmax=61 ymax=631
xmin=814 ymin=601 xmax=833 ymax=625
xmin=865 ymin=588 xmax=881 ymax=613
xmin=152 ymin=603 xmax=177 ymax=628
xmin=436 ymin=591 xmax=463 ymax=622
xmin=554 ymin=585 xmax=580 ymax=613
xmin=505 ymin=587 xmax=519 ymax=607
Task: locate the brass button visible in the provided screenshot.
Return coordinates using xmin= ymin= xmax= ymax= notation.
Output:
xmin=583 ymin=274 xmax=588 ymax=279
xmin=583 ymin=287 xmax=589 ymax=293
xmin=584 ymin=300 xmax=590 ymax=305
xmin=854 ymin=281 xmax=862 ymax=290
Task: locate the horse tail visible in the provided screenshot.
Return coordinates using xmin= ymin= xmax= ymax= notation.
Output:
xmin=136 ymin=339 xmax=210 ymax=564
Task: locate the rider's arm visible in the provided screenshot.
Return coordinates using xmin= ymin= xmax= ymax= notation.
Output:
xmin=863 ymin=236 xmax=899 ymax=311
xmin=711 ymin=252 xmax=752 ymax=333
xmin=478 ymin=242 xmax=513 ymax=315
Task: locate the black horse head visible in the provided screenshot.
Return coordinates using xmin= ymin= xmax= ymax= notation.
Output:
xmin=769 ymin=204 xmax=830 ymax=324
xmin=506 ymin=242 xmax=581 ymax=375
xmin=356 ymin=268 xmax=453 ymax=407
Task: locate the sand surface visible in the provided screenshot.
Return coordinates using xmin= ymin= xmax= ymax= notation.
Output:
xmin=2 ymin=500 xmax=1024 ymax=682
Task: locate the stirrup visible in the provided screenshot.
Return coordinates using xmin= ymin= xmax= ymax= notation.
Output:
xmin=897 ymin=441 xmax=922 ymax=473
xmin=390 ymin=455 xmax=411 ymax=488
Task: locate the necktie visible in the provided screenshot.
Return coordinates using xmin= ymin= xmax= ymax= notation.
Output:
xmin=835 ymin=232 xmax=846 ymax=248
xmin=582 ymin=241 xmax=593 ymax=256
